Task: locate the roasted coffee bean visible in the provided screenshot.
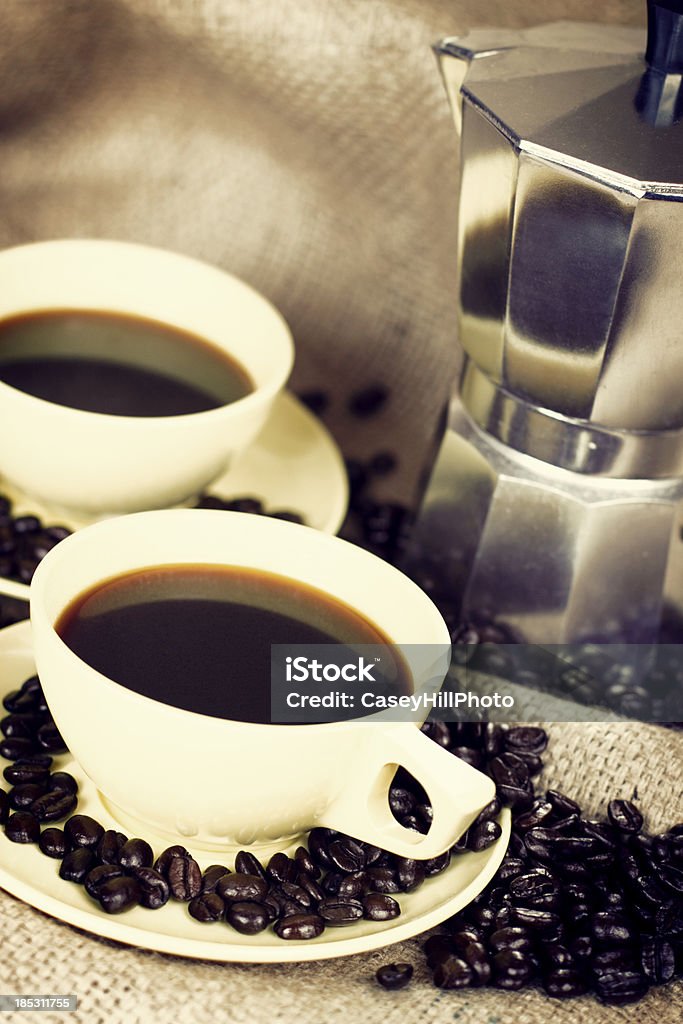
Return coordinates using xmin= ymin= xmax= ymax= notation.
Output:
xmin=524 ymin=829 xmax=601 ymax=862
xmin=322 ymin=871 xmax=344 ymax=895
xmin=541 ymin=945 xmax=575 ymax=970
xmin=594 ymin=970 xmax=649 ymax=1005
xmin=226 ymin=900 xmax=270 ymax=935
xmin=261 ymin=894 xmax=281 ymax=922
xmin=3 ymin=756 xmax=51 ymax=786
xmin=297 ymin=390 xmax=329 ymax=416
xmin=270 ymin=510 xmax=304 ymax=524
xmin=266 ymin=852 xmax=292 ymax=883
xmin=400 ymin=814 xmax=424 ymax=833
xmin=592 ymin=949 xmax=638 ymax=975
xmin=467 ymin=821 xmax=502 ymax=852
xmin=592 ymin=911 xmax=635 ymax=945
xmin=363 ymin=893 xmax=400 ymax=921
xmin=274 ymin=913 xmax=324 ymax=940
xmin=504 ymin=727 xmax=547 ymax=755
xmin=449 ymin=929 xmax=483 ymax=956
xmin=1 ymin=713 xmax=42 ymax=739
xmin=154 ymin=844 xmax=189 ymax=875
xmin=9 ymin=783 xmax=45 ymax=810
xmin=291 ymin=849 xmax=319 ymax=883
xmin=656 ymin=862 xmax=683 ymax=895
xmin=514 ymin=800 xmax=554 ymax=833
xmin=375 ymin=962 xmax=413 ymax=990
xmin=641 ymin=937 xmax=675 ymax=983
xmin=0 ymin=737 xmax=37 ymax=761
xmin=607 ymin=799 xmax=643 ymax=834
xmin=98 ymin=830 xmax=127 ymax=864
xmin=366 ymin=867 xmax=400 ymax=895
xmin=459 ymin=940 xmax=491 ymax=986
xmin=59 ymin=847 xmax=95 ymax=882
xmin=424 ymin=852 xmax=450 ymax=876
xmin=234 ymin=851 xmax=266 ymax=879
xmin=224 ymin=497 xmax=264 ymax=515
xmin=490 ymin=753 xmax=531 ymax=791
xmin=546 ymin=790 xmax=581 ymax=818
xmin=201 ymin=864 xmax=230 ymax=894
xmin=467 ymin=904 xmax=498 ymax=933
xmin=433 ymin=955 xmax=473 ymax=989
xmin=472 ymin=797 xmax=502 ymax=828
xmin=38 ymin=827 xmax=68 ymax=858
xmin=217 ymin=873 xmax=268 ymax=903
xmin=511 ymin=907 xmax=560 ymax=935
xmin=509 ymin=873 xmax=560 ymax=911
xmin=368 ymin=451 xmax=397 ymax=477
xmin=506 ymin=832 xmax=528 ymax=860
xmin=348 ymin=385 xmax=389 ymax=418
xmin=318 ymin=898 xmax=364 ymax=925
xmin=30 ymin=789 xmax=77 ymax=822
xmin=167 ymin=852 xmax=202 ymax=901
xmin=188 ymin=892 xmax=225 ymax=922
xmin=513 ymin=751 xmax=544 ymax=776
xmin=296 ymin=872 xmax=325 ymax=905
xmin=131 ymin=867 xmax=170 ymax=910
xmin=492 ymin=948 xmax=535 ymax=989
xmin=328 ymin=837 xmax=366 ymax=873
xmin=0 ymin=788 xmax=9 ymax=825
xmin=64 ymin=814 xmax=104 ymax=850
xmin=307 ymin=828 xmax=334 ymax=868
xmin=279 ymin=880 xmax=312 ymax=909
xmin=13 ymin=515 xmax=40 ymax=535
xmin=489 ymin=926 xmax=534 ymax=954
xmin=85 ymin=864 xmax=126 ymax=900
xmin=98 ymin=875 xmax=141 ymax=914
xmin=36 ymin=721 xmax=67 ymax=754
xmin=337 ymin=873 xmax=366 ymax=899
xmin=497 ymin=858 xmax=526 ymax=883
xmin=496 ymin=785 xmax=534 ymax=811
xmin=394 ymin=857 xmax=425 ymax=892
xmin=544 ymin=969 xmax=588 ymax=999
xmin=570 ymin=934 xmax=594 ymax=963
xmin=47 ymin=772 xmax=78 ymax=796
xmin=118 ymin=838 xmax=153 ymax=870
xmin=4 ymin=810 xmax=40 ymax=843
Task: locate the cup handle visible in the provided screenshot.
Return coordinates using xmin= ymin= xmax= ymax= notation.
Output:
xmin=319 ymin=724 xmax=497 ymax=860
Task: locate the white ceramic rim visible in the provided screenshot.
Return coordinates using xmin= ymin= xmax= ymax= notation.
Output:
xmin=29 ymin=509 xmax=451 ymax=735
xmin=0 ymin=238 xmax=295 ymax=424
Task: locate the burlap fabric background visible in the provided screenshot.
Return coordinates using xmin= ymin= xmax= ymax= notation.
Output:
xmin=0 ymin=1 xmax=681 ymax=1021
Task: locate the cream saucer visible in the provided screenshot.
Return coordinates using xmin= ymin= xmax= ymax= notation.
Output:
xmin=0 ymin=390 xmax=348 ymax=536
xmin=0 ymin=621 xmax=510 ymax=963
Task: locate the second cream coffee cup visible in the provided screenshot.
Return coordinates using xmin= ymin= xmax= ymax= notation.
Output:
xmin=30 ymin=510 xmax=495 ymax=858
xmin=0 ymin=239 xmax=294 ymax=516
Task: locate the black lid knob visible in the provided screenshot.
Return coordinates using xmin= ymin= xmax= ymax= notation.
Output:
xmin=646 ymin=0 xmax=683 ymax=74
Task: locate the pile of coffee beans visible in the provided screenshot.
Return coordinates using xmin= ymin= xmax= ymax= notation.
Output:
xmin=0 ymin=496 xmax=71 ymax=589
xmin=388 ymin=720 xmax=683 ymax=1006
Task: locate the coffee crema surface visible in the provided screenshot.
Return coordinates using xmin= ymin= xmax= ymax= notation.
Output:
xmin=0 ymin=309 xmax=253 ymax=416
xmin=54 ymin=565 xmax=411 ymax=723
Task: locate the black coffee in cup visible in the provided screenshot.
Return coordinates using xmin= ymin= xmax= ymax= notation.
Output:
xmin=54 ymin=565 xmax=411 ymax=723
xmin=0 ymin=309 xmax=253 ymax=416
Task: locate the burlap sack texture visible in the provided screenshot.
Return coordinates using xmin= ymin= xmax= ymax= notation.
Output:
xmin=0 ymin=0 xmax=643 ymax=504
xmin=0 ymin=1 xmax=680 ymax=1022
